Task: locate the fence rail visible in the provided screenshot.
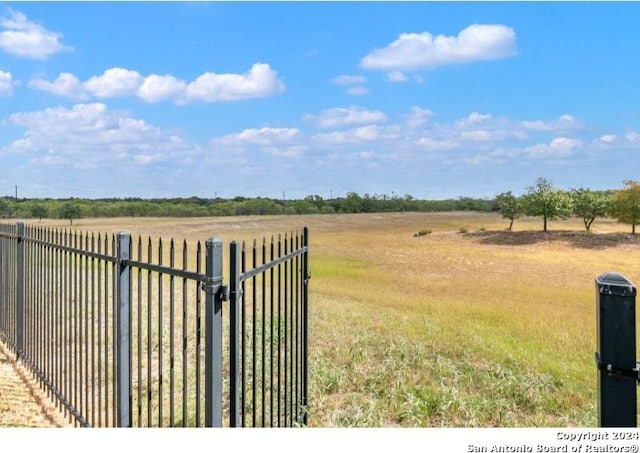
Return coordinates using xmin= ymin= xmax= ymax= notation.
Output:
xmin=0 ymin=221 xmax=309 ymax=427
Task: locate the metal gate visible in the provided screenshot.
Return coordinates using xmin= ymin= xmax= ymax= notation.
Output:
xmin=0 ymin=222 xmax=309 ymax=427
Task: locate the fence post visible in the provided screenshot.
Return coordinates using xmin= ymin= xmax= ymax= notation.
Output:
xmin=116 ymin=232 xmax=132 ymax=427
xmin=301 ymin=227 xmax=309 ymax=426
xmin=204 ymin=237 xmax=223 ymax=427
xmin=16 ymin=221 xmax=24 ymax=359
xmin=228 ymin=241 xmax=240 ymax=427
xmin=595 ymin=272 xmax=637 ymax=427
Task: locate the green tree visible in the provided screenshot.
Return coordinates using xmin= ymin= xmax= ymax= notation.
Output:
xmin=570 ymin=188 xmax=611 ymax=231
xmin=495 ymin=191 xmax=522 ymax=231
xmin=59 ymin=201 xmax=82 ymax=225
xmin=0 ymin=198 xmax=14 ymax=219
xmin=341 ymin=192 xmax=363 ymax=213
xmin=30 ymin=203 xmax=48 ymax=222
xmin=610 ymin=180 xmax=640 ymax=234
xmin=521 ymin=177 xmax=573 ymax=232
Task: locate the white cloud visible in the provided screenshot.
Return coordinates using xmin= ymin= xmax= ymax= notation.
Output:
xmin=29 ymin=63 xmax=285 ymax=104
xmin=218 ymin=127 xmax=302 ymax=146
xmin=404 ymin=106 xmax=435 ymax=128
xmin=455 ymin=112 xmax=493 ymax=129
xmin=346 ymin=86 xmax=369 ymax=96
xmin=597 ymin=134 xmax=617 ymax=144
xmin=521 ymin=114 xmax=581 ymax=132
xmin=626 ymin=132 xmax=640 ymax=143
xmin=313 ymin=125 xmax=385 ymax=145
xmin=525 ymin=137 xmax=582 ymax=158
xmin=0 ymin=9 xmax=68 ymax=59
xmin=414 ymin=136 xmax=459 ymax=151
xmin=6 ymin=103 xmax=199 ymax=166
xmin=360 ymin=24 xmax=517 ymax=72
xmin=186 ymin=63 xmax=284 ymax=102
xmin=28 ymin=72 xmax=87 ymax=99
xmin=85 ymin=67 xmax=144 ymax=98
xmin=386 ymin=71 xmax=408 ymax=83
xmin=214 ymin=127 xmax=307 ymax=157
xmin=137 ymin=74 xmax=188 ymax=103
xmin=332 ymin=75 xmax=366 ymax=86
xmin=304 ymin=106 xmax=387 ymax=129
xmin=0 ymin=69 xmax=15 ymax=96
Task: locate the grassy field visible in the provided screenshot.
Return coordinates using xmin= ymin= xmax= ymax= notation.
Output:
xmin=9 ymin=211 xmax=640 ymax=427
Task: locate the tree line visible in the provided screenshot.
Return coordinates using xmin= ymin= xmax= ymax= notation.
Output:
xmin=496 ymin=178 xmax=640 ymax=234
xmin=1 ymin=178 xmax=639 ymax=233
xmin=0 ymin=193 xmax=496 ymax=224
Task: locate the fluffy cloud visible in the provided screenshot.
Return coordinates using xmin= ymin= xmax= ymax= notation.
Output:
xmin=137 ymin=74 xmax=188 ymax=103
xmin=185 ymin=63 xmax=285 ymax=102
xmin=346 ymin=86 xmax=369 ymax=96
xmin=313 ymin=125 xmax=386 ymax=145
xmin=29 ymin=63 xmax=285 ymax=104
xmin=214 ymin=127 xmax=308 ymax=157
xmin=0 ymin=9 xmax=68 ymax=59
xmin=85 ymin=68 xmax=144 ymax=98
xmin=332 ymin=75 xmax=366 ymax=86
xmin=361 ymin=24 xmax=517 ymax=72
xmin=404 ymin=106 xmax=435 ymax=128
xmin=596 ymin=134 xmax=617 ymax=144
xmin=28 ymin=73 xmax=86 ymax=99
xmin=525 ymin=137 xmax=582 ymax=158
xmin=5 ymin=103 xmax=199 ymax=166
xmin=626 ymin=132 xmax=640 ymax=143
xmin=520 ymin=114 xmax=581 ymax=132
xmin=386 ymin=71 xmax=408 ymax=83
xmin=0 ymin=69 xmax=15 ymax=96
xmin=304 ymin=106 xmax=387 ymax=129
xmin=332 ymin=74 xmax=368 ymax=96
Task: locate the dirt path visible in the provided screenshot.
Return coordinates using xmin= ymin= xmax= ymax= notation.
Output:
xmin=0 ymin=341 xmax=71 ymax=427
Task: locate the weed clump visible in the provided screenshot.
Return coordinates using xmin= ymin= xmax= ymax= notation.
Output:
xmin=413 ymin=229 xmax=432 ymax=237
xmin=458 ymin=227 xmax=468 ymax=234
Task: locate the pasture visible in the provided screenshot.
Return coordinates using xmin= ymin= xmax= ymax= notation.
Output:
xmin=12 ymin=211 xmax=640 ymax=427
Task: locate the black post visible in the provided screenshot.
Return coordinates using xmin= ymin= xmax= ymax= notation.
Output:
xmin=16 ymin=221 xmax=24 ymax=359
xmin=229 ymin=241 xmax=241 ymax=427
xmin=595 ymin=272 xmax=637 ymax=427
xmin=204 ymin=237 xmax=223 ymax=427
xmin=116 ymin=232 xmax=132 ymax=427
xmin=301 ymin=227 xmax=309 ymax=426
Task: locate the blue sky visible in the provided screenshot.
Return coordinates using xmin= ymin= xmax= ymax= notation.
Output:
xmin=1 ymin=2 xmax=640 ymax=200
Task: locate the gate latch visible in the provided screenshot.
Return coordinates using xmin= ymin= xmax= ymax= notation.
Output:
xmin=595 ymin=352 xmax=640 ymax=384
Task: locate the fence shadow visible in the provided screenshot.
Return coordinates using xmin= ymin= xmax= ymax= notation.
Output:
xmin=465 ymin=230 xmax=640 ymax=250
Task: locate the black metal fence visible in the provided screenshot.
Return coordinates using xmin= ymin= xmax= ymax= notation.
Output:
xmin=0 ymin=221 xmax=309 ymax=427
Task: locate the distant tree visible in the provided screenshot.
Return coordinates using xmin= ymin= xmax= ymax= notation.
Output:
xmin=495 ymin=191 xmax=522 ymax=231
xmin=304 ymin=195 xmax=325 ymax=210
xmin=30 ymin=204 xmax=48 ymax=222
xmin=570 ymin=188 xmax=611 ymax=231
xmin=59 ymin=202 xmax=82 ymax=225
xmin=0 ymin=199 xmax=14 ymax=219
xmin=610 ymin=180 xmax=640 ymax=234
xmin=521 ymin=177 xmax=573 ymax=232
xmin=341 ymin=192 xmax=363 ymax=213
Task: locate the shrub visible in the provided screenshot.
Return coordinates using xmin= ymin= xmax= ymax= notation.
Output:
xmin=459 ymin=227 xmax=468 ymax=234
xmin=413 ymin=228 xmax=432 ymax=237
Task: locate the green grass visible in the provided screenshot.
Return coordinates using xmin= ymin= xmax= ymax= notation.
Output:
xmin=14 ymin=211 xmax=640 ymax=427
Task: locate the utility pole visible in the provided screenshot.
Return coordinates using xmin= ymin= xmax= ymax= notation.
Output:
xmin=15 ymin=185 xmax=17 ymax=203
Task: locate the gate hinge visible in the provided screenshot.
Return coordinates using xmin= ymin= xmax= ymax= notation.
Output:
xmin=201 ymin=276 xmax=229 ymax=301
xmin=595 ymin=352 xmax=640 ymax=383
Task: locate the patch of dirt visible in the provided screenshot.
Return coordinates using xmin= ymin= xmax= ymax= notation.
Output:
xmin=0 ymin=341 xmax=71 ymax=427
xmin=465 ymin=230 xmax=640 ymax=250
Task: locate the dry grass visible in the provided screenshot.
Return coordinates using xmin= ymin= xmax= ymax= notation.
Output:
xmin=0 ymin=341 xmax=72 ymax=427
xmin=3 ymin=211 xmax=640 ymax=427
